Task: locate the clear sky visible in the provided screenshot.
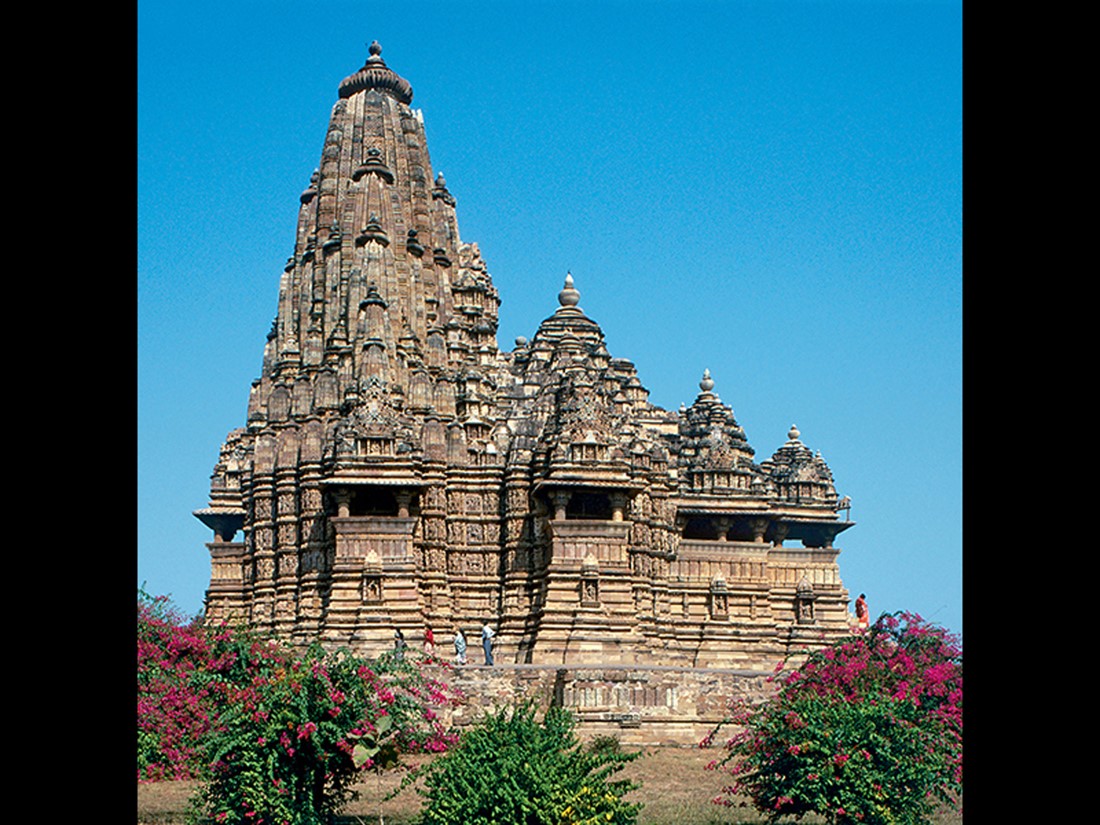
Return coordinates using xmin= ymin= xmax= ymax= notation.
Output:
xmin=138 ymin=1 xmax=962 ymax=638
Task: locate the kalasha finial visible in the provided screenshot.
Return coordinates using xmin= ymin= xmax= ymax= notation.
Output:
xmin=369 ymin=40 xmax=383 ymax=58
xmin=558 ymin=272 xmax=580 ymax=308
xmin=788 ymin=424 xmax=801 ymax=441
xmin=699 ymin=369 xmax=715 ymax=393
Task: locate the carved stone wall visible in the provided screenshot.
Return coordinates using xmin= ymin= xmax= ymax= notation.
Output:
xmin=194 ymin=42 xmax=859 ymax=671
xmin=436 ymin=663 xmax=779 ymax=746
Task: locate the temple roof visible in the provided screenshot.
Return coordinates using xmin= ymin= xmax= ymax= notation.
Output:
xmin=530 ymin=274 xmax=607 ymax=350
xmin=338 ymin=41 xmax=413 ymax=103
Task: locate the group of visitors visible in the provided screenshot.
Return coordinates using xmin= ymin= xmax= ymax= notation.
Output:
xmin=398 ymin=599 xmax=871 ymax=666
xmin=392 ymin=622 xmax=497 ymax=666
xmin=452 ymin=623 xmax=495 ymax=665
xmin=397 ymin=598 xmax=871 ymax=666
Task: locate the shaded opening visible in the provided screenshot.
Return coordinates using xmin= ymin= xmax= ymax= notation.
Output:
xmin=683 ymin=517 xmax=718 ymax=540
xmin=565 ymin=492 xmax=612 ymax=520
xmin=349 ymin=488 xmax=398 ymax=516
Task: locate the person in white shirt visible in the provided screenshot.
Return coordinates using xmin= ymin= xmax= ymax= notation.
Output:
xmin=453 ymin=628 xmax=467 ymax=665
xmin=481 ymin=623 xmax=496 ymax=665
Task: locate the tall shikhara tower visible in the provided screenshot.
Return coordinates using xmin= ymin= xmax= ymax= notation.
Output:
xmin=195 ymin=43 xmax=855 ymax=667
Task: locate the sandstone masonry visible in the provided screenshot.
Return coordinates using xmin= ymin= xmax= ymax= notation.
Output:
xmin=195 ymin=42 xmax=857 ymax=672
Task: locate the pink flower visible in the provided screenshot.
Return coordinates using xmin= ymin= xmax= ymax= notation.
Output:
xmin=784 ymin=712 xmax=805 ymax=729
xmin=297 ymin=721 xmax=318 ymax=740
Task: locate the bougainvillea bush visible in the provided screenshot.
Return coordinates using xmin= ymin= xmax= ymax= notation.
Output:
xmin=188 ymin=642 xmax=459 ymax=825
xmin=137 ymin=590 xmax=461 ymax=825
xmin=137 ymin=588 xmax=233 ymax=781
xmin=704 ymin=612 xmax=962 ymax=825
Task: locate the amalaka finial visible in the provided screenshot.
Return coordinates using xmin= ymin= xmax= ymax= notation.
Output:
xmin=339 ymin=39 xmax=412 ymax=102
xmin=699 ymin=369 xmax=715 ymax=393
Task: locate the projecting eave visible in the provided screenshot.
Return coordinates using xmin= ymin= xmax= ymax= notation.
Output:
xmin=672 ymin=499 xmax=770 ymax=515
xmin=533 ymin=476 xmax=640 ymax=492
xmin=777 ymin=517 xmax=855 ymax=547
xmin=320 ymin=474 xmax=427 ymax=487
xmin=193 ymin=507 xmax=246 ymax=541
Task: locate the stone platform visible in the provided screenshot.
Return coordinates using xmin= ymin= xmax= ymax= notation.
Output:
xmin=425 ymin=662 xmax=778 ymax=747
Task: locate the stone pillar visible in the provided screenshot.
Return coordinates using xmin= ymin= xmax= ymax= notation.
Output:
xmin=771 ymin=522 xmax=790 ymax=548
xmin=749 ymin=517 xmax=769 ymax=543
xmin=715 ymin=517 xmax=732 ymax=542
xmin=396 ymin=490 xmax=412 ymax=518
xmin=551 ymin=490 xmax=571 ymax=521
xmin=609 ymin=492 xmax=627 ymax=522
xmin=334 ymin=488 xmax=351 ymax=518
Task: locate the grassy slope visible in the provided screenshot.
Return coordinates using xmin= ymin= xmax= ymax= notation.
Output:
xmin=137 ymin=746 xmax=963 ymax=825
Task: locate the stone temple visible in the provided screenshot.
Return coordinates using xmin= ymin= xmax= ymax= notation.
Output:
xmin=195 ymin=42 xmax=855 ymax=669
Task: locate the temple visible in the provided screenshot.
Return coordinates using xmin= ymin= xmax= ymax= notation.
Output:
xmin=195 ymin=42 xmax=855 ymax=668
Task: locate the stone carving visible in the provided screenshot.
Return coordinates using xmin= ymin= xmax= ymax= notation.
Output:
xmin=196 ymin=41 xmax=856 ymax=668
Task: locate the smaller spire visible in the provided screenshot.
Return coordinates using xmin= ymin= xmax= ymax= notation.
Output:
xmin=432 ymin=172 xmax=455 ymax=206
xmin=356 ymin=213 xmax=390 ymax=247
xmin=299 ymin=169 xmax=319 ymax=204
xmin=361 ymin=283 xmax=387 ymax=308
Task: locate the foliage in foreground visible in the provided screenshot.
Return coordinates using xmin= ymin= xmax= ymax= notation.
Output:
xmin=189 ymin=644 xmax=460 ymax=825
xmin=704 ymin=612 xmax=962 ymax=825
xmin=413 ymin=702 xmax=642 ymax=825
xmin=137 ymin=590 xmax=460 ymax=825
xmin=137 ymin=588 xmax=230 ymax=781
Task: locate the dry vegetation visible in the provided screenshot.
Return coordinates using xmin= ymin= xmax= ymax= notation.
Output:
xmin=137 ymin=746 xmax=962 ymax=825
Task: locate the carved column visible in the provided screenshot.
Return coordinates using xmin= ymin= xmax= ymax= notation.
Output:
xmin=609 ymin=492 xmax=627 ymax=522
xmin=715 ymin=516 xmax=732 ymax=542
xmin=749 ymin=517 xmax=769 ymax=543
xmin=551 ymin=490 xmax=571 ymax=521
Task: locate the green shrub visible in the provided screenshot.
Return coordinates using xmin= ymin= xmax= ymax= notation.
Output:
xmin=586 ymin=734 xmax=623 ymax=758
xmin=414 ymin=702 xmax=642 ymax=825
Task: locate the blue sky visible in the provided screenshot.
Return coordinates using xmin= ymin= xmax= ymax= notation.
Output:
xmin=138 ymin=1 xmax=962 ymax=638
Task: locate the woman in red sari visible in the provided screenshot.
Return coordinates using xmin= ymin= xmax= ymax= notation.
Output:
xmin=855 ymin=593 xmax=869 ymax=628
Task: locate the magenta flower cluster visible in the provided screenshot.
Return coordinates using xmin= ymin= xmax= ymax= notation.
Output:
xmin=137 ymin=589 xmax=462 ymax=825
xmin=703 ymin=611 xmax=962 ymax=825
xmin=137 ymin=590 xmax=238 ymax=781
